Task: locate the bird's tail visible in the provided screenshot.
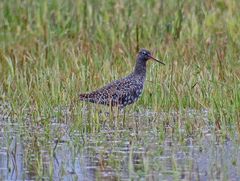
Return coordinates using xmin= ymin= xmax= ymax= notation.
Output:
xmin=79 ymin=93 xmax=90 ymax=101
xmin=79 ymin=92 xmax=98 ymax=102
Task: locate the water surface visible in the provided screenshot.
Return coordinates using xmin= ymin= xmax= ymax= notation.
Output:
xmin=0 ymin=105 xmax=239 ymax=180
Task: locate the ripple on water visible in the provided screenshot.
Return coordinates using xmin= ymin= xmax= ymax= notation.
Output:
xmin=0 ymin=107 xmax=239 ymax=180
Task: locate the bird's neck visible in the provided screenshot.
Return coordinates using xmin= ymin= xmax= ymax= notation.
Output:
xmin=133 ymin=57 xmax=146 ymax=77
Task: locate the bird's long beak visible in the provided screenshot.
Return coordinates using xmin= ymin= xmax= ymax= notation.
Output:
xmin=149 ymin=55 xmax=165 ymax=65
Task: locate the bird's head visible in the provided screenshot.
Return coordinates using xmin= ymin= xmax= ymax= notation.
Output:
xmin=138 ymin=48 xmax=165 ymax=65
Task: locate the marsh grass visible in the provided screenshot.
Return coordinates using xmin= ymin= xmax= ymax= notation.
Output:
xmin=0 ymin=0 xmax=240 ymax=179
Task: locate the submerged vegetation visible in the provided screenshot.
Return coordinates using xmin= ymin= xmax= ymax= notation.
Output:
xmin=0 ymin=0 xmax=240 ymax=180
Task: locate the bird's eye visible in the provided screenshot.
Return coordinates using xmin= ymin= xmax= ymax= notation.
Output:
xmin=142 ymin=51 xmax=146 ymax=55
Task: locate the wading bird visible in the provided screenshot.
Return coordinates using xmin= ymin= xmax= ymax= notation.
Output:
xmin=80 ymin=49 xmax=164 ymax=109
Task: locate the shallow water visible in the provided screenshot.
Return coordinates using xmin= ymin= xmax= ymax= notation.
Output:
xmin=0 ymin=106 xmax=239 ymax=180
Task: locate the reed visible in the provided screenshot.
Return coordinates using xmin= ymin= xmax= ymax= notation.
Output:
xmin=0 ymin=0 xmax=239 ymax=127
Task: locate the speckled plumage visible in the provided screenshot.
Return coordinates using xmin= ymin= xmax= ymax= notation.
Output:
xmin=79 ymin=49 xmax=164 ymax=109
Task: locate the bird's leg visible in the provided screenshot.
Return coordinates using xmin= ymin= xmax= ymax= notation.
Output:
xmin=107 ymin=105 xmax=115 ymax=121
xmin=123 ymin=109 xmax=127 ymax=126
xmin=110 ymin=105 xmax=113 ymax=113
xmin=118 ymin=106 xmax=126 ymax=126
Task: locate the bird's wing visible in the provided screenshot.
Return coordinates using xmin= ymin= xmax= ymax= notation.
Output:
xmin=94 ymin=78 xmax=136 ymax=106
xmin=110 ymin=77 xmax=143 ymax=107
xmin=79 ymin=79 xmax=127 ymax=105
xmin=79 ymin=76 xmax=142 ymax=106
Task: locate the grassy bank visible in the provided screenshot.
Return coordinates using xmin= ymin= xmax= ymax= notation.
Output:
xmin=0 ymin=0 xmax=239 ymax=124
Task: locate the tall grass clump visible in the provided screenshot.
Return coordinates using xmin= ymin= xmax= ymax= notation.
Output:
xmin=0 ymin=0 xmax=239 ymax=128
